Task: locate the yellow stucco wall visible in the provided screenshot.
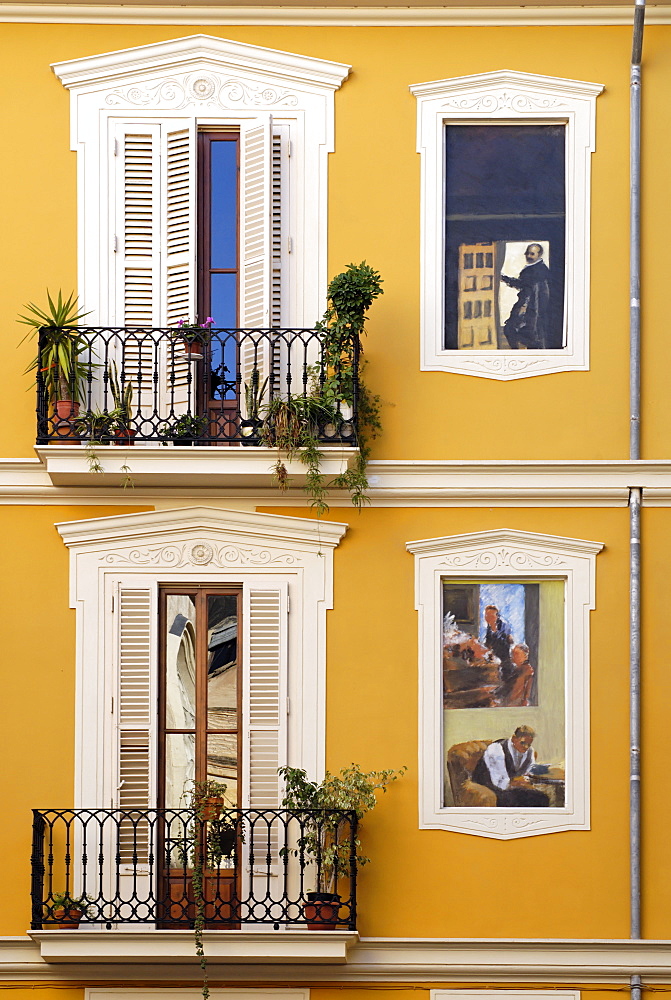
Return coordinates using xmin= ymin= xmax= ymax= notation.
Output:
xmin=0 ymin=504 xmax=151 ymax=937
xmin=1 ymin=22 xmax=670 ymax=459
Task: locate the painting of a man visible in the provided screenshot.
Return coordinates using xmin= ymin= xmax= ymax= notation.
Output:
xmin=501 ymin=243 xmax=551 ymax=349
xmin=483 ymin=604 xmax=514 ymax=685
xmin=501 ymin=243 xmax=550 ymax=350
xmin=472 ymin=726 xmax=550 ymax=807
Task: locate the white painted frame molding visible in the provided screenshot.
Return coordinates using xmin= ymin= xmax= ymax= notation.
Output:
xmin=57 ymin=505 xmax=347 ymax=807
xmin=407 ymin=528 xmax=602 ymax=839
xmin=433 ymin=991 xmax=579 ymax=1000
xmin=410 ymin=70 xmax=603 ymax=380
xmin=52 ymin=34 xmax=350 ymax=326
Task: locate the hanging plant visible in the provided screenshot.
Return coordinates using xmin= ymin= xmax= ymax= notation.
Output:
xmin=262 ymin=261 xmax=384 ymax=514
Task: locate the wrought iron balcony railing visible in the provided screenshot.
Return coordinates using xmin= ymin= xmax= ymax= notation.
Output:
xmin=31 ymin=808 xmax=358 ymax=930
xmin=36 ymin=326 xmax=359 ymax=447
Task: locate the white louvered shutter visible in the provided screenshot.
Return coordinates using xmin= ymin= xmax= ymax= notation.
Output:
xmin=240 ymin=117 xmax=273 ymax=413
xmin=112 ymin=123 xmax=162 ymax=421
xmin=162 ymin=122 xmax=197 ymax=414
xmin=243 ymin=584 xmax=288 ymax=879
xmin=114 ymin=582 xmax=157 ymax=901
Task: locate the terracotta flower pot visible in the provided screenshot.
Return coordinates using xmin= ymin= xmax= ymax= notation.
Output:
xmin=183 ymin=339 xmax=204 ymax=360
xmin=53 ymin=399 xmax=81 ymax=444
xmin=201 ymin=795 xmax=225 ymax=821
xmin=114 ymin=427 xmax=136 ymax=446
xmin=53 ymin=905 xmax=84 ymax=929
xmin=304 ymin=892 xmax=341 ymax=930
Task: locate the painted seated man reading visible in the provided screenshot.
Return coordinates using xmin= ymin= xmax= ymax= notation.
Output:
xmin=472 ymin=725 xmax=550 ymax=807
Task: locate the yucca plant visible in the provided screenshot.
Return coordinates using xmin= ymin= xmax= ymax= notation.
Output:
xmin=108 ymin=360 xmax=133 ymax=430
xmin=18 ymin=290 xmax=92 ymax=404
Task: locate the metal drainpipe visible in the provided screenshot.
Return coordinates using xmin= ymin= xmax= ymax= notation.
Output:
xmin=630 ymin=5 xmax=644 ymax=1000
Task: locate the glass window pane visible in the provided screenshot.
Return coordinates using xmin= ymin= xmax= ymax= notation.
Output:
xmin=207 ymin=595 xmax=238 ymax=729
xmin=210 ymin=275 xmax=238 ymax=400
xmin=208 ymin=734 xmax=238 ymax=805
xmin=165 ymin=732 xmax=195 ymax=808
xmin=210 ymin=140 xmax=238 ymax=270
xmin=165 ymin=594 xmax=196 ymax=730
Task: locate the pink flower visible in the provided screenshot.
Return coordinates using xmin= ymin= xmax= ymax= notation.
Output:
xmin=204 ymin=316 xmax=215 ymax=326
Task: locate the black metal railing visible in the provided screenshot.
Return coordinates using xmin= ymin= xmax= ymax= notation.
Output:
xmin=31 ymin=808 xmax=358 ymax=930
xmin=36 ymin=326 xmax=359 ymax=446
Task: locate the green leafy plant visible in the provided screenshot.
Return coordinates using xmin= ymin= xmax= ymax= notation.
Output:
xmin=18 ymin=290 xmax=92 ymax=403
xmin=170 ymin=317 xmax=215 ymax=344
xmin=244 ymin=369 xmax=269 ymax=421
xmin=160 ymin=413 xmax=208 ymax=442
xmin=279 ymin=762 xmax=405 ymax=896
xmin=108 ymin=360 xmax=134 ymax=430
xmin=49 ymin=891 xmax=93 ymax=922
xmin=265 ymin=262 xmax=384 ymax=513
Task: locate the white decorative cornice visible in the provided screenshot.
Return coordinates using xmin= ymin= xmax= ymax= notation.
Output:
xmin=56 ymin=504 xmax=347 ymax=551
xmin=4 ymin=4 xmax=671 ymax=26
xmin=406 ymin=526 xmax=604 ymax=559
xmin=410 ymin=68 xmax=604 ymax=104
xmin=52 ymin=33 xmax=350 ymax=93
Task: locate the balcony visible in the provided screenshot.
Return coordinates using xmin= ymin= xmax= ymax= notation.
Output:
xmin=33 ymin=327 xmax=360 ymax=489
xmin=30 ymin=807 xmax=358 ymax=934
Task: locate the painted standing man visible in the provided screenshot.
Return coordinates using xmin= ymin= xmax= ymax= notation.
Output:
xmin=483 ymin=604 xmax=514 ymax=685
xmin=500 ymin=243 xmax=551 ymax=349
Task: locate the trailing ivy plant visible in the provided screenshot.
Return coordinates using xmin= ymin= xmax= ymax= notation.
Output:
xmin=183 ymin=779 xmax=228 ymax=1000
xmin=264 ymin=261 xmax=384 ymax=514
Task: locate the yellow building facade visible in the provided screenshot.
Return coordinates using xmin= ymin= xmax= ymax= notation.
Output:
xmin=1 ymin=3 xmax=670 ymax=1000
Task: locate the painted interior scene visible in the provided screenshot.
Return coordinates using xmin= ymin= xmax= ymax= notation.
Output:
xmin=444 ymin=124 xmax=566 ymax=351
xmin=442 ymin=579 xmax=566 ymax=809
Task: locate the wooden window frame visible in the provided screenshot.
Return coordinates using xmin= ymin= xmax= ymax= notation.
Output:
xmin=158 ymin=584 xmax=243 ymax=811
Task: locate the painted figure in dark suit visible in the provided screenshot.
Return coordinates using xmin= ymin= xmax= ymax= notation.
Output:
xmin=472 ymin=726 xmax=550 ymax=807
xmin=501 ymin=243 xmax=551 ymax=349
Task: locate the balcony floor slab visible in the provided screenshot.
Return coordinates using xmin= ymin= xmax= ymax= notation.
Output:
xmin=30 ymin=929 xmax=358 ymax=964
xmin=34 ymin=445 xmax=358 ymax=488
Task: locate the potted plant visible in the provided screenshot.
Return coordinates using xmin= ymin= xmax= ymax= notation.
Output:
xmin=279 ymin=762 xmax=405 ymax=929
xmin=108 ymin=361 xmax=135 ymax=445
xmin=49 ymin=892 xmax=92 ymax=929
xmin=18 ymin=289 xmax=92 ymax=441
xmin=241 ymin=369 xmax=268 ymax=445
xmin=170 ymin=317 xmax=215 ymax=361
xmin=160 ymin=413 xmax=208 ymax=446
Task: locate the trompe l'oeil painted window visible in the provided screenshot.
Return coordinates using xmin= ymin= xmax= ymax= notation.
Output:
xmin=444 ymin=124 xmax=566 ymax=353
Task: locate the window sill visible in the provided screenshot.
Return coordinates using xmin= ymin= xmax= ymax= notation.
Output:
xmin=34 ymin=445 xmax=359 ymax=489
xmin=29 ymin=928 xmax=358 ymax=965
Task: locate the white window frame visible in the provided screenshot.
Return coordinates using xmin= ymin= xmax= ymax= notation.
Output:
xmin=57 ymin=506 xmax=346 ymax=808
xmin=410 ymin=70 xmax=603 ymax=380
xmin=407 ymin=528 xmax=602 ymax=839
xmin=52 ymin=34 xmax=350 ymax=327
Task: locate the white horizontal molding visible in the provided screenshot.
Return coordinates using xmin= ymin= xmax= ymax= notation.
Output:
xmin=10 ymin=935 xmax=671 ymax=981
xmin=5 ymin=4 xmax=671 ymax=25
xmin=6 ymin=456 xmax=671 ymax=503
xmin=409 ymin=527 xmax=602 ymax=839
